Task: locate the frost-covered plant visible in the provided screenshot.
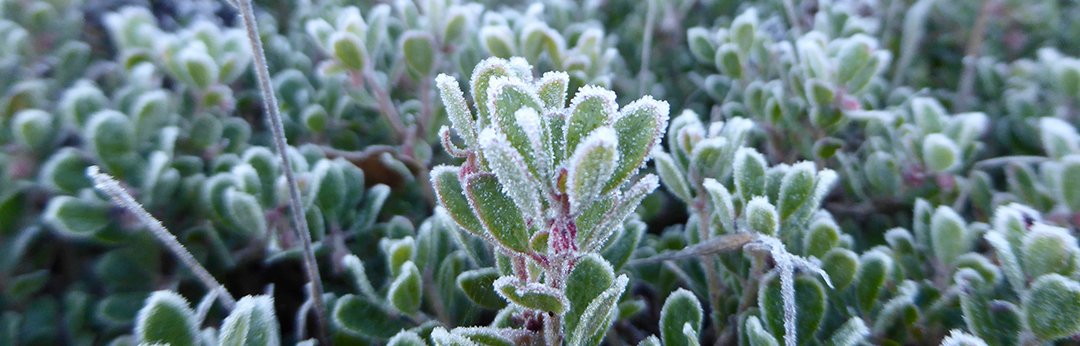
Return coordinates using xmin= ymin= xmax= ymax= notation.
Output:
xmin=422 ymin=56 xmax=668 ymax=346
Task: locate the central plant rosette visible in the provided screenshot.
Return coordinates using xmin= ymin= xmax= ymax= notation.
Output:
xmin=431 ymin=56 xmax=668 ymax=340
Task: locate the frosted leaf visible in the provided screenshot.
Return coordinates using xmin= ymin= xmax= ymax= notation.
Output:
xmin=586 ymin=174 xmax=659 ymax=252
xmin=746 ymin=197 xmax=778 ymax=236
xmin=431 ymin=327 xmax=481 ymax=346
xmin=825 ymin=317 xmax=869 ymax=346
xmin=450 ymin=327 xmax=516 ymax=346
xmin=536 ymin=71 xmax=570 ymax=110
xmin=1040 ymin=117 xmax=1080 ymax=159
xmin=566 ymin=127 xmax=620 ymax=214
xmin=342 ymin=254 xmax=378 ymax=299
xmin=440 ymin=126 xmax=470 ymax=158
xmin=940 ymin=330 xmax=989 ymax=346
xmin=991 ymin=203 xmax=1041 ymax=236
xmin=469 ymin=57 xmax=515 ymax=125
xmin=872 ymin=281 xmax=917 ymax=335
xmin=479 ymin=127 xmax=543 ymax=223
xmin=565 ymin=85 xmax=619 ymax=156
xmin=514 ymin=107 xmax=552 ymax=183
xmin=703 ymin=178 xmax=736 ymax=235
xmin=492 ymin=276 xmax=569 ymax=314
xmin=436 ymin=74 xmax=478 ymax=147
xmin=930 ymin=206 xmax=969 ymax=267
xmin=749 ymin=234 xmax=834 ymax=346
xmin=568 ymin=275 xmax=629 ymax=346
xmin=734 ymin=147 xmax=769 ymax=201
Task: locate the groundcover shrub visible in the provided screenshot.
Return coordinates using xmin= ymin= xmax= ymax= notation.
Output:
xmin=5 ymin=0 xmax=1080 ymax=345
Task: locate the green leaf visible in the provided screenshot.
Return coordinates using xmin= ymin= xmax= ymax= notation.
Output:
xmin=401 ymin=31 xmax=436 ymax=75
xmin=566 ymin=127 xmax=619 ymax=212
xmin=388 ymin=261 xmax=423 ymax=315
xmin=179 ymin=48 xmax=218 ymax=88
xmin=1021 ymin=224 xmax=1080 ymax=280
xmin=821 ymin=248 xmax=859 ymax=291
xmin=746 ymin=197 xmax=778 ymax=236
xmin=464 ymin=173 xmax=530 ymax=253
xmin=469 ymin=58 xmax=514 ymax=125
xmin=39 ymin=148 xmax=92 ymax=193
xmin=85 ymin=110 xmax=135 ymax=160
xmin=601 ymin=219 xmax=645 ymax=272
xmin=457 ymin=268 xmax=507 ymax=309
xmin=43 ymin=196 xmax=110 ymax=238
xmin=1060 ymin=156 xmax=1080 ymax=212
xmin=804 ymin=217 xmax=840 ymax=258
xmin=568 ymin=275 xmax=630 ymax=346
xmin=922 ymin=134 xmax=960 ymax=172
xmin=383 ymin=236 xmax=416 ymax=277
xmin=686 ymin=27 xmax=716 ymax=63
xmin=856 ymin=251 xmax=892 ymax=311
xmin=493 ymin=276 xmax=568 ymax=314
xmin=388 ymin=331 xmax=426 ymax=346
xmin=734 ymin=148 xmax=768 ymax=201
xmin=225 ymin=189 xmax=266 ymax=239
xmin=480 ymin=26 xmax=516 ymax=59
xmin=746 ymin=316 xmax=779 ymax=346
xmin=432 ymin=327 xmax=480 ymax=346
xmin=333 ymin=294 xmax=411 ymax=338
xmin=806 ymin=79 xmax=834 ymax=109
xmin=436 ymin=74 xmax=478 ymax=147
xmin=758 ymin=272 xmax=827 ymax=345
xmin=731 ymin=9 xmax=758 ymax=54
xmin=5 ymin=270 xmax=49 ymax=302
xmin=452 ymin=327 xmax=515 ymax=346
xmin=219 ymin=295 xmax=280 ymax=346
xmin=565 ymin=86 xmax=617 ymax=158
xmin=331 ymin=33 xmax=367 ymax=71
xmin=1024 ymin=274 xmax=1080 ymax=341
xmin=536 ymin=71 xmax=569 ymax=110
xmin=660 ymin=289 xmax=702 ymax=346
xmin=565 ymin=255 xmax=616 ymax=334
xmin=703 ymin=179 xmax=735 ymax=236
xmin=825 ymin=317 xmax=869 ymax=346
xmin=11 ymin=109 xmax=52 ymax=149
xmin=135 ymin=291 xmax=198 ymax=346
xmin=715 ymin=43 xmax=743 ymax=80
xmin=930 ymin=206 xmax=968 ymax=267
xmin=605 ymin=97 xmax=669 ymax=193
xmin=655 ymin=150 xmax=691 ymax=202
xmin=431 ymin=166 xmax=485 ymax=237
xmin=777 ymin=162 xmax=815 ymax=223
xmin=479 ymin=128 xmax=542 ymax=222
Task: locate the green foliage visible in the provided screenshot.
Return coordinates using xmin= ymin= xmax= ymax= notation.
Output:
xmin=9 ymin=0 xmax=1080 ymax=345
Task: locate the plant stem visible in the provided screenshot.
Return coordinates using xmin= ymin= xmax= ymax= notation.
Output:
xmin=87 ymin=166 xmax=237 ymax=310
xmin=234 ymin=0 xmax=329 ymax=343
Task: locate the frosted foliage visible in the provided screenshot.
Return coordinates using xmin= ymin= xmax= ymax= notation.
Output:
xmin=749 ymin=235 xmax=832 ymax=346
xmin=479 ymin=128 xmax=542 ymax=222
xmin=436 ymin=74 xmax=476 ymax=146
xmin=940 ymin=330 xmax=989 ymax=346
xmin=566 ymin=127 xmax=619 ymax=213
